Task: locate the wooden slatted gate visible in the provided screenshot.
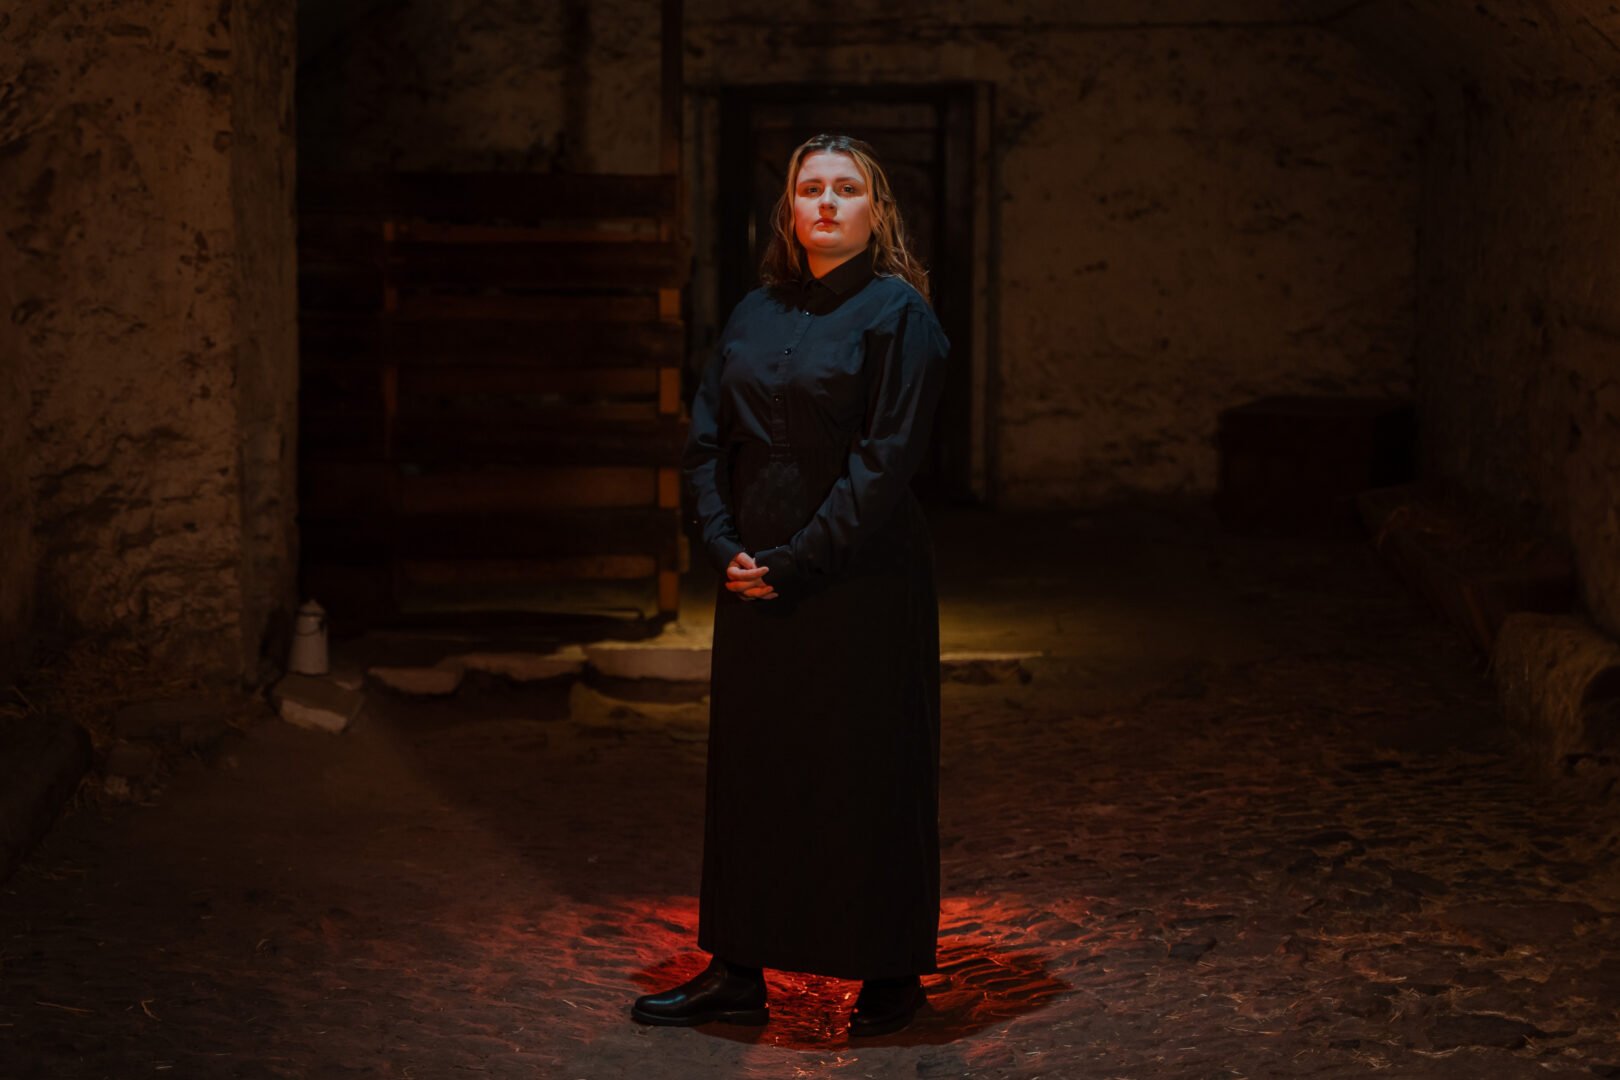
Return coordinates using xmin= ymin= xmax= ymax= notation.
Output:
xmin=296 ymin=172 xmax=690 ymax=625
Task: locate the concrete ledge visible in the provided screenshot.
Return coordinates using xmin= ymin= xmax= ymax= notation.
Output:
xmin=1493 ymin=612 xmax=1620 ymax=772
xmin=0 ymin=713 xmax=91 ymax=884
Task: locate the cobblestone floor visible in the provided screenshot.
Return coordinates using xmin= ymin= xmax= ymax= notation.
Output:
xmin=3 ymin=506 xmax=1619 ymax=1079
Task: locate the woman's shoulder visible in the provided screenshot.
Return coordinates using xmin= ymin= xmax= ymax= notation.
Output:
xmin=868 ymin=274 xmax=941 ymax=326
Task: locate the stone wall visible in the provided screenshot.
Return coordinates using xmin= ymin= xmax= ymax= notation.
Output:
xmin=0 ymin=0 xmax=298 ymax=682
xmin=230 ymin=0 xmax=301 ymax=680
xmin=1413 ymin=75 xmax=1620 ymax=636
xmin=1326 ymin=0 xmax=1620 ymax=637
xmin=0 ymin=288 xmax=33 ymax=684
xmin=297 ymin=0 xmax=1423 ymax=506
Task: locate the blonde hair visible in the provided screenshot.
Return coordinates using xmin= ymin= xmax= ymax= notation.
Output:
xmin=758 ymin=134 xmax=930 ymax=301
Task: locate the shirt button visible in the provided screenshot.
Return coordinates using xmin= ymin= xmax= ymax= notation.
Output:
xmin=782 ymin=347 xmax=791 ymax=355
xmin=772 ymin=394 xmax=782 ymax=403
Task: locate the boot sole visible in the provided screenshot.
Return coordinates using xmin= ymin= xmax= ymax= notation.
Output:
xmin=630 ymin=1004 xmax=770 ymax=1027
xmin=848 ymin=988 xmax=926 ymax=1037
xmin=847 ymin=1007 xmax=918 ymax=1038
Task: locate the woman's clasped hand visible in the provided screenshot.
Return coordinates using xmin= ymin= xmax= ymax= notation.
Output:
xmin=725 ymin=551 xmax=777 ymax=601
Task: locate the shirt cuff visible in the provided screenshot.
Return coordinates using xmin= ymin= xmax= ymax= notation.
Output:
xmin=707 ymin=536 xmax=746 ymax=575
xmin=755 ymin=544 xmax=801 ymax=594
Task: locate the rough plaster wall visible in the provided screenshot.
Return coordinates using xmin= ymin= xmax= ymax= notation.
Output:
xmin=964 ymin=26 xmax=1416 ymax=503
xmin=0 ymin=0 xmax=298 ymax=680
xmin=1329 ymin=0 xmax=1620 ymax=636
xmin=297 ymin=0 xmax=662 ymax=174
xmin=232 ymin=0 xmax=300 ymax=679
xmin=0 ymin=294 xmax=34 ymax=683
xmin=1416 ymin=83 xmax=1620 ymax=636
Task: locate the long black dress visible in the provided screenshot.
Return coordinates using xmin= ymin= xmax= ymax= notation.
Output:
xmin=681 ymin=249 xmax=950 ymax=980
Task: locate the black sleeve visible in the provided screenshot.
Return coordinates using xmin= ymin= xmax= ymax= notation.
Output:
xmin=754 ymin=298 xmax=949 ymax=593
xmin=680 ymin=334 xmax=746 ymax=575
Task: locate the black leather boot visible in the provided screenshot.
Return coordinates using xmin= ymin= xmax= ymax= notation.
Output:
xmin=630 ymin=956 xmax=769 ymax=1026
xmin=848 ymin=974 xmax=924 ymax=1037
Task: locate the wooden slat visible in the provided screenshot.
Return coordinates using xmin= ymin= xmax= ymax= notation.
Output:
xmin=301 ymin=508 xmax=680 ymax=560
xmin=384 ymin=241 xmax=688 ymax=290
xmin=298 ymin=365 xmax=382 ymax=400
xmin=299 ymin=407 xmax=387 ymax=455
xmin=658 ymin=367 xmax=681 ymax=413
xmin=396 ymin=401 xmax=662 ymax=426
xmin=398 ymin=367 xmax=658 ymax=399
xmin=303 ymin=463 xmax=662 ymax=516
xmin=297 ymin=266 xmax=385 ymax=311
xmin=300 ymin=217 xmax=663 ymax=251
xmin=299 ymin=172 xmax=680 ymax=222
xmin=301 ymin=415 xmax=687 ymax=467
xmin=400 ymin=555 xmax=660 ymax=585
xmin=300 ymin=462 xmax=395 ymax=516
xmin=658 ymin=568 xmax=679 ymax=614
xmin=400 ymin=467 xmax=659 ymax=514
xmin=300 ymin=315 xmax=683 ymax=368
xmin=394 ymin=222 xmax=661 ymax=245
xmin=391 ymin=294 xmax=661 ymax=322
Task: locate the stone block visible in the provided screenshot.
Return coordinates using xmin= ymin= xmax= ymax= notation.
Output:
xmin=1492 ymin=611 xmax=1620 ymax=770
xmin=446 ymin=647 xmax=587 ymax=682
xmin=583 ymin=641 xmax=711 ymax=682
xmin=271 ymin=675 xmax=365 ymax=734
xmin=367 ymin=665 xmax=464 ymax=696
xmin=941 ymin=651 xmax=1040 ymax=684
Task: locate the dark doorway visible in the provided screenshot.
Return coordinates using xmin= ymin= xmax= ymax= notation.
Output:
xmin=716 ymin=85 xmax=978 ymax=502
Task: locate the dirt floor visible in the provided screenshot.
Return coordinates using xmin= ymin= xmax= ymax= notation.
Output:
xmin=3 ymin=505 xmax=1620 ymax=1079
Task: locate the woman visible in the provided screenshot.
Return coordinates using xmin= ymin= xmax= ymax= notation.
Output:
xmin=631 ymin=134 xmax=949 ymax=1038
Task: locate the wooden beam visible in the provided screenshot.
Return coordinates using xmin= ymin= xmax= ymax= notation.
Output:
xmin=301 ymin=508 xmax=682 ymax=560
xmin=299 ymin=172 xmax=679 ymax=221
xmin=300 ymin=315 xmax=685 ymax=369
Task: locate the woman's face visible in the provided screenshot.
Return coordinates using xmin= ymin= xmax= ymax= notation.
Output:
xmin=792 ymin=150 xmax=874 ymax=270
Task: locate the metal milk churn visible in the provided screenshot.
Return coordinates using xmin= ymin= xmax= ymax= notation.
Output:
xmin=288 ymin=599 xmax=330 ymax=676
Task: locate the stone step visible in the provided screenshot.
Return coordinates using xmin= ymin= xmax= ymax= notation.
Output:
xmin=349 ymin=641 xmax=1040 ymax=698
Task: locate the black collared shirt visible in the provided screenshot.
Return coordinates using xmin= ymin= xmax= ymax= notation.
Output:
xmin=682 ymin=249 xmax=950 ymax=594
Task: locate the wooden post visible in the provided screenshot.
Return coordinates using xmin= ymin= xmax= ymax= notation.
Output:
xmin=658 ymin=0 xmax=684 ymax=619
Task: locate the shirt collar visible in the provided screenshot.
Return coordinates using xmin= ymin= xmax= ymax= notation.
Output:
xmin=799 ymin=246 xmax=877 ymax=310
